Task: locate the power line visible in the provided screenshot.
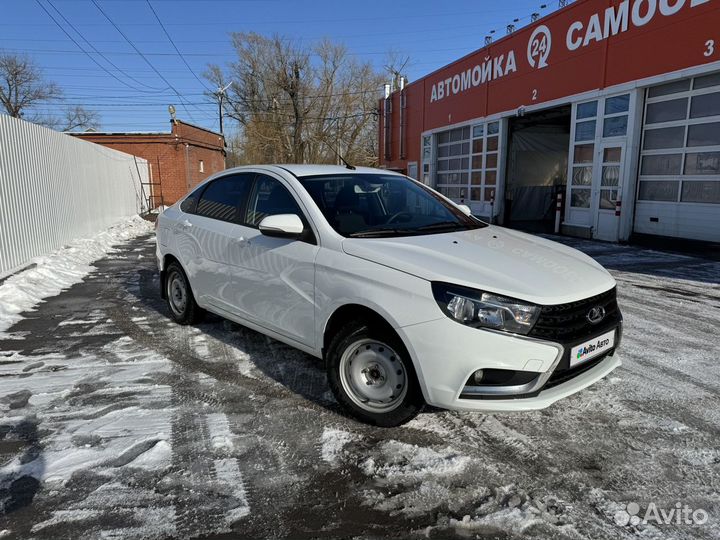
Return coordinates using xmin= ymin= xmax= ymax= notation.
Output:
xmin=1 ymin=6 xmax=556 ymax=28
xmin=0 ymin=45 xmax=498 ymax=58
xmin=45 ymin=0 xmax=168 ymax=93
xmin=89 ymin=0 xmax=200 ymax=122
xmin=53 ymin=87 xmax=384 ymax=103
xmin=33 ymin=0 xmax=168 ymax=95
xmin=145 ymin=0 xmax=214 ymax=93
xmin=29 ymin=104 xmax=374 ymax=121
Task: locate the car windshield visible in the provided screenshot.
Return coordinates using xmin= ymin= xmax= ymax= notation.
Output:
xmin=297 ymin=173 xmax=486 ymax=237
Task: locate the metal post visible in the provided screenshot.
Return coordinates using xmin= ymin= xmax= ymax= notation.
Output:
xmin=218 ymin=92 xmax=224 ymax=136
xmin=490 ymin=190 xmax=495 ymax=224
xmin=554 ymin=191 xmax=563 ymax=233
xmin=216 ymin=82 xmax=232 ymax=137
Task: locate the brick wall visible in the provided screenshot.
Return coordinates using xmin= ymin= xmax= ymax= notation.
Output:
xmin=71 ymin=120 xmax=225 ymax=206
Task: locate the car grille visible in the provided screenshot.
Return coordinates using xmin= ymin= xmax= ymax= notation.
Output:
xmin=529 ymin=288 xmax=620 ymax=342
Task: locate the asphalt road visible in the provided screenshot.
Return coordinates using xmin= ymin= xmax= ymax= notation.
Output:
xmin=1 ymin=233 xmax=719 ymax=539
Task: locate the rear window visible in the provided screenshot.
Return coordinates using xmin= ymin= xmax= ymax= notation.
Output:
xmin=180 ymin=191 xmax=199 ymax=213
xmin=194 ymin=174 xmax=253 ymax=222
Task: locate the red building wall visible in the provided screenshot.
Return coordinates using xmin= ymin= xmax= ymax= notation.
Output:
xmin=381 ymin=0 xmax=719 ymax=171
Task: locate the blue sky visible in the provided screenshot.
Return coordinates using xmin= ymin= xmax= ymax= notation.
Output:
xmin=2 ymin=0 xmax=549 ymax=133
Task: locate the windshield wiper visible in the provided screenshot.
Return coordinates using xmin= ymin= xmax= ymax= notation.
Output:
xmin=415 ymin=221 xmax=467 ymax=231
xmin=348 ymin=227 xmax=413 ymax=238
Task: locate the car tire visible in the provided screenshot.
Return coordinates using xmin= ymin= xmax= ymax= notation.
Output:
xmin=326 ymin=320 xmax=424 ymax=427
xmin=165 ymin=261 xmax=203 ymax=325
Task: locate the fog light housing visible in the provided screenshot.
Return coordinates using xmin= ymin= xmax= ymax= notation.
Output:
xmin=472 ymin=369 xmax=484 ymax=384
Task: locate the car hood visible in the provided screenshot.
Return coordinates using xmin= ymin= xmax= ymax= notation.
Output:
xmin=341 ymin=225 xmax=616 ymax=305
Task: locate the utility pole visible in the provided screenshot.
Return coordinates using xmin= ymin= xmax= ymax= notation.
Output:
xmin=215 ymin=82 xmax=232 ymax=136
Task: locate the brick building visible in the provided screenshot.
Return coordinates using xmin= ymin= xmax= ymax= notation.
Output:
xmin=71 ymin=119 xmax=225 ymax=207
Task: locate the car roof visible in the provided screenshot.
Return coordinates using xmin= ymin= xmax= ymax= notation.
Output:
xmin=221 ymin=164 xmax=405 ymax=178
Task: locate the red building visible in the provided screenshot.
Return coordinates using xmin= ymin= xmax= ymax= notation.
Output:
xmin=379 ymin=0 xmax=720 ymax=243
xmin=72 ymin=118 xmax=226 ymax=207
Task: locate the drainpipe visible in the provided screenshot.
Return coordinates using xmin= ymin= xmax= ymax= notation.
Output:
xmin=383 ymin=84 xmax=392 ymax=161
xmin=184 ymin=143 xmax=191 ymax=189
xmin=399 ymin=77 xmax=406 ymax=160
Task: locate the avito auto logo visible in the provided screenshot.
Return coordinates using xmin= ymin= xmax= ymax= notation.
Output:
xmin=577 ymin=337 xmax=611 ymax=360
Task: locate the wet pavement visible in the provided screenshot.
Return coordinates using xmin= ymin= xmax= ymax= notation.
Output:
xmin=1 ymin=233 xmax=719 ymax=539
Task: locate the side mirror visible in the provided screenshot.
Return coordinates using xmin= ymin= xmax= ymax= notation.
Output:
xmin=258 ymin=214 xmax=304 ymax=238
xmin=457 ymin=204 xmax=472 ymax=216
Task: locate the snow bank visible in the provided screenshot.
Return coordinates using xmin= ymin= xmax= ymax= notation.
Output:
xmin=320 ymin=427 xmax=359 ymax=465
xmin=0 ymin=215 xmax=153 ymax=334
xmin=361 ymin=440 xmax=471 ymax=482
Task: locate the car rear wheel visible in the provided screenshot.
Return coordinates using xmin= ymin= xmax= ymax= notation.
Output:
xmin=326 ymin=321 xmax=424 ymax=427
xmin=165 ymin=261 xmax=203 ymax=325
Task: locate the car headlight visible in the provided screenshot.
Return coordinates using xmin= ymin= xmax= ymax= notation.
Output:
xmin=431 ymin=282 xmax=540 ymax=335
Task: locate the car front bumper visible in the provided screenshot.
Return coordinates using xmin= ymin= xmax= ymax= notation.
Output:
xmin=398 ymin=316 xmax=622 ymax=412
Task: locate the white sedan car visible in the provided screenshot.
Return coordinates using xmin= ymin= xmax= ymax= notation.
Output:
xmin=156 ymin=165 xmax=622 ymax=426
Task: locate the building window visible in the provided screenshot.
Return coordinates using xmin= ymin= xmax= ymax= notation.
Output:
xmin=601 ymin=93 xmax=630 ymax=137
xmin=639 ymin=73 xmax=720 ymax=204
xmin=576 ymin=101 xmax=598 ymax=119
xmin=199 ymin=160 xmax=205 ymax=173
xmin=569 ymin=101 xmax=598 ymax=207
xmin=434 ymin=121 xmax=501 ymax=203
xmin=575 ymin=120 xmax=596 ymax=142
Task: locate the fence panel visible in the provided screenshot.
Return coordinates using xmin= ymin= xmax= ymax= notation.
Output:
xmin=0 ymin=115 xmax=149 ymax=278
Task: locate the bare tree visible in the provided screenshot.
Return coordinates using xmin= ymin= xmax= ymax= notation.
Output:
xmin=60 ymin=106 xmax=101 ymax=132
xmin=0 ymin=53 xmax=62 ymax=119
xmin=0 ymin=53 xmax=101 ymax=131
xmin=206 ymin=33 xmax=385 ymax=166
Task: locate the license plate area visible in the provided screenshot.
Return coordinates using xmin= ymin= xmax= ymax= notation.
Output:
xmin=570 ymin=329 xmax=616 ymax=367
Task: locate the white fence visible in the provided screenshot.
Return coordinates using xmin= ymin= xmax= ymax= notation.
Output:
xmin=0 ymin=115 xmax=149 ymax=278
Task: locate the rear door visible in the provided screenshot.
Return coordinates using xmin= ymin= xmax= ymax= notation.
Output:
xmin=180 ymin=173 xmax=253 ymax=310
xmin=229 ymin=173 xmax=319 ymax=346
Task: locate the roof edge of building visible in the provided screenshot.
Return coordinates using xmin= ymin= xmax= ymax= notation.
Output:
xmin=174 ymin=119 xmax=224 ymax=139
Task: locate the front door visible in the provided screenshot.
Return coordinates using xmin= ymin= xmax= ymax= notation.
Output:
xmin=592 ymin=143 xmax=624 ymax=241
xmin=230 ymin=173 xmax=318 ymax=347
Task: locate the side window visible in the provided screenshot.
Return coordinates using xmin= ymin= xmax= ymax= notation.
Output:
xmin=180 ymin=187 xmax=201 ymax=214
xmin=196 ymin=174 xmax=252 ymax=222
xmin=244 ymin=175 xmax=304 ymax=227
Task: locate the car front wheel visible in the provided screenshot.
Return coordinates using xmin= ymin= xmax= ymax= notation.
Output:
xmin=326 ymin=321 xmax=424 ymax=427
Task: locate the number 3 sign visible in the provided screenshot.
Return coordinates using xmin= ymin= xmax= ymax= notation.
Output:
xmin=528 ymin=25 xmax=552 ymax=69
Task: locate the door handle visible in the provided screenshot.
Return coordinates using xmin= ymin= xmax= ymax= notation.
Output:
xmin=181 ymin=219 xmax=193 ymax=229
xmin=234 ymin=236 xmax=249 ymax=246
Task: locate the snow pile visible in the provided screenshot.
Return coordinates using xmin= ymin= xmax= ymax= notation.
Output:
xmin=361 ymin=440 xmax=471 ymax=482
xmin=447 ymin=487 xmax=577 ymax=538
xmin=359 ymin=440 xmax=478 ymax=517
xmin=320 ymin=427 xmax=358 ymax=465
xmin=0 ymin=215 xmax=153 ymax=334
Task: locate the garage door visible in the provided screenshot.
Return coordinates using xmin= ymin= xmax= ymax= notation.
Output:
xmin=433 ymin=121 xmax=502 ymax=217
xmin=635 ymin=73 xmax=720 ymax=242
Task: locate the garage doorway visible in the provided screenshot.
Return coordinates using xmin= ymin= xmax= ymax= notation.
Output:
xmin=504 ymin=106 xmax=571 ymax=233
